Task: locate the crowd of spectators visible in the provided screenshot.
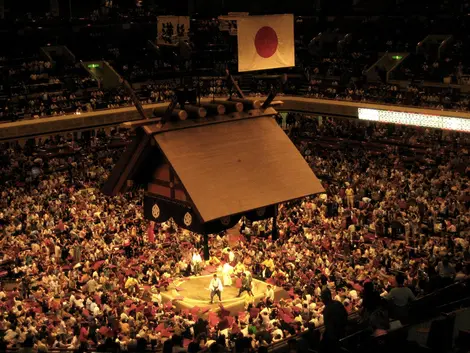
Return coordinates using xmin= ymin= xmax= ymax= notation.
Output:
xmin=282 ymin=80 xmax=470 ymax=112
xmin=1 ymin=77 xmax=231 ymax=122
xmin=0 ymin=115 xmax=468 ymax=352
xmin=0 ymin=56 xmax=101 ymax=122
xmin=0 ymin=88 xmax=137 ymax=122
xmin=391 ymin=39 xmax=470 ymax=84
xmin=1 ymin=7 xmax=470 ymax=353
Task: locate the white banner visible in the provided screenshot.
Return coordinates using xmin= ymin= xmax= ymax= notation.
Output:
xmin=157 ymin=16 xmax=190 ymax=46
xmin=237 ymin=14 xmax=295 ymax=72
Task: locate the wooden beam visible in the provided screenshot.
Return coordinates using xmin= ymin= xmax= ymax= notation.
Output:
xmin=151 ymin=179 xmax=186 ymax=190
xmin=121 ymin=117 xmax=163 ymax=129
xmin=169 ymin=168 xmax=176 ymax=199
xmin=143 ymin=107 xmax=278 ymax=135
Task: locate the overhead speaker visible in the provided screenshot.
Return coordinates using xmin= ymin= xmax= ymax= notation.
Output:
xmin=213 ymin=100 xmax=243 ymax=113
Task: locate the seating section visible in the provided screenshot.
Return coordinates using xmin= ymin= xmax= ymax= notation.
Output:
xmin=2 ymin=15 xmax=470 ymax=122
xmin=0 ymin=52 xmax=101 ymax=122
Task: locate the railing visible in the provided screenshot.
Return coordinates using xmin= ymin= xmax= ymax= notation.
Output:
xmin=408 ymin=278 xmax=469 ymax=321
xmin=4 ymin=71 xmax=470 ymax=125
xmin=338 ymin=278 xmax=470 ymax=353
xmin=268 ymin=312 xmax=361 ymax=353
xmin=267 ymin=278 xmax=470 ymax=353
xmin=339 ymin=299 xmax=470 ymax=353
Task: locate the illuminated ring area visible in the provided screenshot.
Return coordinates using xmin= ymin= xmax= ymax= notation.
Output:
xmin=170 ymin=276 xmax=266 ymax=304
xmin=358 ymin=108 xmax=470 ymax=132
xmin=160 ymin=274 xmax=288 ymax=314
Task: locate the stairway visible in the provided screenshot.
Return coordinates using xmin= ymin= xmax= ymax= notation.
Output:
xmin=82 ymin=61 xmax=122 ymax=89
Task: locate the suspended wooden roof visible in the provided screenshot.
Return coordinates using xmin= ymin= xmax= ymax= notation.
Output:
xmin=103 ymin=107 xmax=324 ymax=224
xmin=154 ymin=117 xmax=323 ymax=222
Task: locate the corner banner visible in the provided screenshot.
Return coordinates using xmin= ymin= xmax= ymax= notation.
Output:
xmin=218 ymin=12 xmax=249 ymax=36
xmin=237 ymin=14 xmax=295 ymax=72
xmin=157 ymin=16 xmax=190 ymax=46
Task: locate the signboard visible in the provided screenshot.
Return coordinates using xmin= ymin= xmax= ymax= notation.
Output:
xmin=157 ymin=16 xmax=190 ymax=46
xmin=218 ymin=12 xmax=249 ymax=36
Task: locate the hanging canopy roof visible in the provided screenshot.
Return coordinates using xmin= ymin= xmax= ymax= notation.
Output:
xmin=154 ymin=116 xmax=323 ymax=222
xmin=103 ymin=109 xmax=324 ymax=224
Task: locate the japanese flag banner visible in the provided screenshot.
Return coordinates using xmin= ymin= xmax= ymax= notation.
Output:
xmin=237 ymin=14 xmax=295 ymax=72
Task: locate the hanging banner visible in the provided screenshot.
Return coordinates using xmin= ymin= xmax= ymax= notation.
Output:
xmin=144 ymin=194 xmax=204 ymax=233
xmin=144 ymin=194 xmax=276 ymax=235
xmin=237 ymin=14 xmax=295 ymax=72
xmin=218 ymin=12 xmax=249 ymax=36
xmin=157 ymin=16 xmax=190 ymax=46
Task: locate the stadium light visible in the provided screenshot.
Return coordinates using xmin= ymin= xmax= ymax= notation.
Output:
xmin=358 ymin=108 xmax=470 ymax=132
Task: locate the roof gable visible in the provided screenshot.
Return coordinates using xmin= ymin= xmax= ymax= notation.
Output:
xmin=154 ymin=117 xmax=324 ymax=222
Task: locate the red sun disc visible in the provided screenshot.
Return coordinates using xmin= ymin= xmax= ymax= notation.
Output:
xmin=254 ymin=26 xmax=278 ymax=58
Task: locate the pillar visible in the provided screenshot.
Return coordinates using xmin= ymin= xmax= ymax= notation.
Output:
xmin=203 ymin=233 xmax=210 ymax=260
xmin=188 ymin=0 xmax=194 ymax=15
xmin=272 ymin=206 xmax=279 ymax=241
